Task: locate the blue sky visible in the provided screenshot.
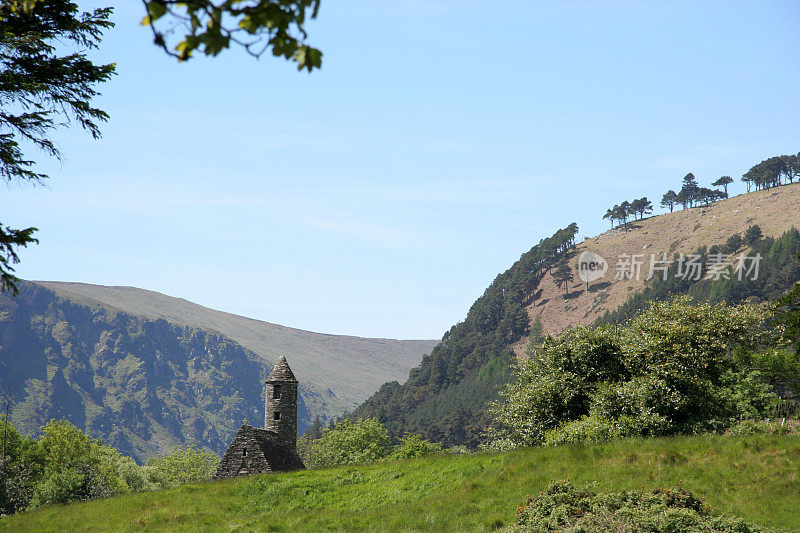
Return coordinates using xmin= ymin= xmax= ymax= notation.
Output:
xmin=5 ymin=1 xmax=800 ymax=339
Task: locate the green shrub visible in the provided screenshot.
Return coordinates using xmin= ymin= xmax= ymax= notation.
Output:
xmin=27 ymin=420 xmax=133 ymax=510
xmin=0 ymin=418 xmax=41 ymax=515
xmin=28 ymin=466 xmax=115 ymax=509
xmin=725 ymin=420 xmax=771 ymax=437
xmin=487 ymin=298 xmax=778 ymax=448
xmin=725 ymin=419 xmax=800 ymax=437
xmin=303 ymin=418 xmax=390 ymax=468
xmin=544 ymin=415 xmax=622 ymax=446
xmin=511 ymin=481 xmax=772 ymax=532
xmin=445 ymin=445 xmax=471 ymax=455
xmin=389 ymin=434 xmax=444 ymax=459
xmin=145 ymin=445 xmax=220 ymax=489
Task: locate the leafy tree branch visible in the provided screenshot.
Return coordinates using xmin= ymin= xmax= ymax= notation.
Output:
xmin=140 ymin=0 xmax=322 ymax=70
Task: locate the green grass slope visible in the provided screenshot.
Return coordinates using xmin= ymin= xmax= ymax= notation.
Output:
xmin=3 ymin=434 xmax=799 ymax=532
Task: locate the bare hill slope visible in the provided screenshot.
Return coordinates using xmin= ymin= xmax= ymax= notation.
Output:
xmin=525 ymin=182 xmax=800 ymax=347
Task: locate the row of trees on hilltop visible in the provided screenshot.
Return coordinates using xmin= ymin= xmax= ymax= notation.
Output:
xmin=602 ymin=198 xmax=653 ymax=229
xmin=742 ymin=154 xmax=800 ymax=192
xmin=602 ymin=151 xmax=798 ymax=227
xmin=550 ymin=223 xmax=579 ymax=254
xmin=660 ymin=173 xmax=727 ymax=213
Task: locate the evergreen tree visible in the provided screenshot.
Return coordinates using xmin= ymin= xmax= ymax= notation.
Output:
xmin=679 ymin=173 xmax=699 ymax=208
xmin=630 ymin=197 xmax=652 ymax=219
xmin=783 ymin=153 xmax=800 ymax=184
xmin=622 ymin=201 xmax=632 ymax=223
xmin=308 ymin=416 xmax=323 ymax=439
xmin=744 ymin=224 xmax=763 ymax=246
xmin=660 ymin=190 xmax=678 ymax=212
xmin=552 ymin=258 xmax=574 ymax=295
xmin=712 ymin=176 xmax=734 ymax=197
xmin=0 ymin=1 xmax=115 ymax=295
xmin=603 ymin=206 xmax=618 ymax=229
xmin=775 ymin=264 xmax=800 ymax=353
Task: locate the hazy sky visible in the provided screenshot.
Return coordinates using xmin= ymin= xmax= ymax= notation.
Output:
xmin=5 ymin=1 xmax=800 ymax=339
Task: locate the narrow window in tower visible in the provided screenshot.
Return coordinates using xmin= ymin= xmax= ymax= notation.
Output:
xmin=273 ymin=384 xmax=282 ymax=399
xmin=274 ymin=411 xmax=281 ymax=420
xmin=243 ymin=448 xmax=247 ymax=457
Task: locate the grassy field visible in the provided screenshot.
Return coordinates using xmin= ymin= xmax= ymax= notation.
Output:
xmin=3 ymin=434 xmax=800 ymax=532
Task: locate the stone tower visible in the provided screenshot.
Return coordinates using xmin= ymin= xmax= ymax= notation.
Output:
xmin=264 ymin=355 xmax=298 ymax=448
xmin=214 ymin=355 xmax=304 ymax=479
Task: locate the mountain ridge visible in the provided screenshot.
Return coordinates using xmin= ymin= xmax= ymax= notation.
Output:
xmin=32 ymin=281 xmax=438 ymax=407
xmin=0 ymin=281 xmax=437 ymax=462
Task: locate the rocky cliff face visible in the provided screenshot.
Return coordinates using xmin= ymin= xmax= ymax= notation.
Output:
xmin=0 ymin=282 xmax=289 ymax=463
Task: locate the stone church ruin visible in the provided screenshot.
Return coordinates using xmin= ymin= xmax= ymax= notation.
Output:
xmin=213 ymin=356 xmax=305 ymax=479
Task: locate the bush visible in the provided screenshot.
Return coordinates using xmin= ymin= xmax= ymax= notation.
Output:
xmin=486 ymin=298 xmax=777 ymax=448
xmin=725 ymin=419 xmax=800 ymax=437
xmin=511 ymin=481 xmax=772 ymax=532
xmin=445 ymin=445 xmax=471 ymax=455
xmin=29 ymin=466 xmax=116 ymax=508
xmin=303 ymin=418 xmax=390 ymax=468
xmin=145 ymin=445 xmax=220 ymax=489
xmin=0 ymin=418 xmax=41 ymax=515
xmin=27 ymin=420 xmax=132 ymax=510
xmin=389 ymin=435 xmax=444 ymax=460
xmin=544 ymin=415 xmax=622 ymax=446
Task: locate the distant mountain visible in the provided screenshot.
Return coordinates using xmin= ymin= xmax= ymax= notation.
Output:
xmin=0 ymin=282 xmax=436 ymax=462
xmin=354 ymin=183 xmax=800 ymax=447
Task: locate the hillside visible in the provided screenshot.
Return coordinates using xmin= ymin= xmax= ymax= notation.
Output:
xmin=526 ymin=181 xmax=800 ymax=342
xmin=2 ymin=434 xmax=798 ymax=532
xmin=33 ymin=282 xmax=437 ymax=408
xmin=0 ymin=282 xmax=436 ymax=462
xmin=355 ymin=184 xmax=800 ymax=447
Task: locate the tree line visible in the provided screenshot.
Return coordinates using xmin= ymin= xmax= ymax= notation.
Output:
xmin=602 ymin=197 xmax=653 ymax=229
xmin=660 ymin=173 xmax=727 ymax=213
xmin=601 ymin=151 xmax=799 ymax=227
xmin=741 ymin=154 xmax=800 ymax=192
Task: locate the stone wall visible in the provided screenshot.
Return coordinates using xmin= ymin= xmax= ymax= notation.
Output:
xmin=214 ymin=425 xmax=304 ymax=480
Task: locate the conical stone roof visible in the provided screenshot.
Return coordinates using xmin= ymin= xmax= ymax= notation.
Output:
xmin=266 ymin=355 xmax=297 ymax=382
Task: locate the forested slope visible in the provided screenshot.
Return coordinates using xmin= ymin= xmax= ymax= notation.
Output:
xmin=354 ymin=225 xmax=580 ymax=447
xmin=355 ymin=185 xmax=800 ymax=447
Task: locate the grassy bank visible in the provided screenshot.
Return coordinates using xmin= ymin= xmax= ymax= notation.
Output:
xmin=3 ymin=434 xmax=800 ymax=532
